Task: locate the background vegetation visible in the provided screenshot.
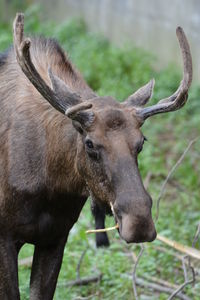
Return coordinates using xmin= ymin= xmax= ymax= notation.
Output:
xmin=0 ymin=5 xmax=199 ymax=299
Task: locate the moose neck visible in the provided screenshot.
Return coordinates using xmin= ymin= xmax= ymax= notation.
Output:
xmin=41 ymin=109 xmax=87 ymax=197
xmin=9 ymin=36 xmax=95 ymax=198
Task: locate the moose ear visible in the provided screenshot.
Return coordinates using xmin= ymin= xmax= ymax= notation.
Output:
xmin=48 ymin=68 xmax=81 ymax=108
xmin=125 ymin=79 xmax=155 ymax=107
xmin=49 ymin=69 xmax=95 ymax=133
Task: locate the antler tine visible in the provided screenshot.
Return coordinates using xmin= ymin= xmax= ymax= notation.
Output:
xmin=137 ymin=27 xmax=192 ymax=120
xmin=13 ymin=13 xmax=66 ymax=114
xmin=65 ymin=103 xmax=92 ymax=117
xmin=13 ymin=13 xmax=24 ymax=53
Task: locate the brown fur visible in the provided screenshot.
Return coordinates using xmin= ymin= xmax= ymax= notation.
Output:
xmin=0 ymin=36 xmax=156 ymax=299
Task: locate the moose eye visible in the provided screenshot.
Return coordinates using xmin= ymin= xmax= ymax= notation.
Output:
xmin=85 ymin=139 xmax=94 ymax=149
xmin=136 ymin=137 xmax=146 ymax=154
xmin=137 ymin=143 xmax=144 ymax=153
xmin=85 ymin=139 xmax=100 ymax=161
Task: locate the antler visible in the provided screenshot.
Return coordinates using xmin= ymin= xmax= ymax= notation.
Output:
xmin=13 ymin=13 xmax=67 ymax=114
xmin=13 ymin=13 xmax=95 ymax=127
xmin=136 ymin=27 xmax=192 ymax=120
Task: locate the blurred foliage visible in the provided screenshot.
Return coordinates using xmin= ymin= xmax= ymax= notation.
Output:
xmin=0 ymin=4 xmax=200 ymax=300
xmin=0 ymin=0 xmax=30 ymax=23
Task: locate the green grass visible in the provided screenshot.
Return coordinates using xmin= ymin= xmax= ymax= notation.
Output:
xmin=1 ymin=4 xmax=200 ymax=300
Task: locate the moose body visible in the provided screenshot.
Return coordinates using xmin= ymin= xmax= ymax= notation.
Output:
xmin=0 ymin=14 xmax=192 ymax=300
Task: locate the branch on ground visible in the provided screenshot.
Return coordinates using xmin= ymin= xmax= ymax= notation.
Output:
xmin=156 ymin=137 xmax=199 ymax=221
xmin=59 ymin=273 xmax=102 ymax=287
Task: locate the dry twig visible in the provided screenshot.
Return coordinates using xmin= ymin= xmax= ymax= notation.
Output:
xmin=143 ymin=171 xmax=152 ymax=189
xmin=72 ymin=293 xmax=99 ymax=300
xmin=62 ymin=274 xmax=102 ymax=287
xmin=168 ymin=277 xmax=194 ymax=300
xmin=182 ymin=256 xmax=189 ymax=282
xmin=132 ymin=245 xmax=145 ymax=300
xmin=86 ymin=224 xmax=119 ymax=234
xmin=152 ymin=244 xmax=183 ymax=260
xmin=156 ymin=137 xmax=199 ymax=221
xmin=192 ymin=221 xmax=200 ymax=247
xmin=142 ymin=275 xmax=179 ymax=290
xmin=76 ymin=246 xmax=88 ymax=279
xmin=157 ymin=234 xmax=200 ymax=260
xmin=135 ymin=277 xmax=190 ymax=300
xmin=167 ymin=222 xmax=200 ymax=299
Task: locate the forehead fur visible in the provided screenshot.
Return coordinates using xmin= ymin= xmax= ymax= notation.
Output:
xmin=89 ymin=96 xmax=141 ymax=131
xmin=90 ymin=96 xmax=120 ymax=108
xmin=104 ymin=109 xmax=126 ymax=130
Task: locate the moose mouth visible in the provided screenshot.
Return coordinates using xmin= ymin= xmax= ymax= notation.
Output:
xmin=86 ymin=217 xmax=156 ymax=243
xmin=110 ymin=201 xmax=157 ymax=243
xmin=86 ymin=202 xmax=156 ymax=243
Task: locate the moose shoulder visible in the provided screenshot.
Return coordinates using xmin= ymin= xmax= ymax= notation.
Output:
xmin=0 ymin=13 xmax=192 ymax=300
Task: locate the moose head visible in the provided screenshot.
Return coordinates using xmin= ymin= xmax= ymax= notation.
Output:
xmin=13 ymin=14 xmax=192 ymax=243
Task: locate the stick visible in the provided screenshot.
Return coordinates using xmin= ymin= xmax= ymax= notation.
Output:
xmin=142 ymin=274 xmax=180 ymax=290
xmin=143 ymin=171 xmax=152 ymax=189
xmin=76 ymin=246 xmax=88 ymax=280
xmin=72 ymin=294 xmax=98 ymax=300
xmin=135 ymin=277 xmax=191 ymax=300
xmin=156 ymin=137 xmax=199 ymax=221
xmin=59 ymin=273 xmax=102 ymax=287
xmin=168 ymin=277 xmax=194 ymax=300
xmin=152 ymin=244 xmax=183 ymax=260
xmin=157 ymin=234 xmax=200 ymax=260
xmin=86 ymin=224 xmax=119 ymax=234
xmin=168 ymin=223 xmax=199 ymax=299
xmin=132 ymin=245 xmax=144 ymax=300
xmin=192 ymin=221 xmax=200 ymax=247
xmin=86 ymin=226 xmax=200 ymax=260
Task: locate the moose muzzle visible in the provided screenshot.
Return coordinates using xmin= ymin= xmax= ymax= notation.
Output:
xmin=113 ymin=193 xmax=157 ymax=243
xmin=118 ymin=213 xmax=157 ymax=243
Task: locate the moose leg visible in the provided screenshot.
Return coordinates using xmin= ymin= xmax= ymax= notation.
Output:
xmin=30 ymin=237 xmax=67 ymax=300
xmin=92 ymin=202 xmax=110 ymax=247
xmin=0 ymin=238 xmax=20 ymax=300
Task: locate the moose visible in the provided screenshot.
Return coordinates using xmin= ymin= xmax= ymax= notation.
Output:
xmin=0 ymin=13 xmax=192 ymax=299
